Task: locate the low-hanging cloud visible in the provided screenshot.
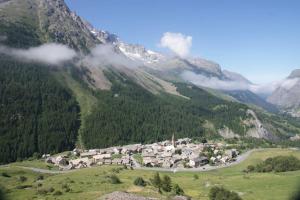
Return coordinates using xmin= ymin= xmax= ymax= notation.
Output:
xmin=0 ymin=43 xmax=76 ymax=65
xmin=160 ymin=32 xmax=192 ymax=58
xmin=181 ymin=70 xmax=294 ymax=95
xmin=181 ymin=70 xmax=250 ymax=91
xmin=84 ymin=44 xmax=141 ymax=68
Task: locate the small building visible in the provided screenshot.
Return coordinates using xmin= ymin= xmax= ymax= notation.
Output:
xmin=189 ymin=156 xmax=208 ymax=168
xmin=80 ymin=151 xmax=97 ymax=158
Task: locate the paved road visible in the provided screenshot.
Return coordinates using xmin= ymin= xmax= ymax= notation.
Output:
xmin=4 ymin=149 xmax=260 ymax=174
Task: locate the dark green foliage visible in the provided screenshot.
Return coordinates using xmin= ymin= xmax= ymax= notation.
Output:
xmin=81 ymin=72 xmax=249 ymax=148
xmin=18 ymin=176 xmax=27 ymax=182
xmin=62 ymin=184 xmax=71 ymax=192
xmin=53 ymin=191 xmax=63 ymax=196
xmin=107 ymin=174 xmax=121 ymax=184
xmin=161 ymin=175 xmax=172 ymax=192
xmin=133 ymin=177 xmax=146 ymax=187
xmin=193 ymin=174 xmax=199 ymax=180
xmin=0 ymin=56 xmax=80 ymax=164
xmin=0 ymin=21 xmax=41 ymax=48
xmin=290 ymin=186 xmax=300 ymax=200
xmin=37 ymin=188 xmax=48 ymax=195
xmin=172 ymin=184 xmax=184 ymax=195
xmin=1 ymin=173 xmax=10 ymax=178
xmin=209 ymin=186 xmax=242 ymax=200
xmin=0 ymin=185 xmax=6 ymax=200
xmin=150 ymin=172 xmax=162 ymax=189
xmin=246 ymin=165 xmax=255 ymax=172
xmin=36 ymin=175 xmax=44 ymax=181
xmin=252 ymin=156 xmax=300 ymax=173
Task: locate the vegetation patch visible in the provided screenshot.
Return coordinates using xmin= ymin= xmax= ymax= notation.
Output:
xmin=246 ymin=155 xmax=300 ymax=173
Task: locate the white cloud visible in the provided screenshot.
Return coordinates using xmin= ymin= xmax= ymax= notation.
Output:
xmin=84 ymin=44 xmax=140 ymax=68
xmin=181 ymin=70 xmax=288 ymax=95
xmin=160 ymin=32 xmax=192 ymax=57
xmin=0 ymin=43 xmax=76 ymax=65
xmin=181 ymin=70 xmax=250 ymax=91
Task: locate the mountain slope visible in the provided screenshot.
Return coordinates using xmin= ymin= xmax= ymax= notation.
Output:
xmin=1 ymin=0 xmax=300 ymax=164
xmin=268 ymin=69 xmax=300 ymax=117
xmin=226 ymin=90 xmax=278 ymax=113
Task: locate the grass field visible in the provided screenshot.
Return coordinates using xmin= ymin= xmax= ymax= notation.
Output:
xmin=1 ymin=148 xmax=300 ymax=200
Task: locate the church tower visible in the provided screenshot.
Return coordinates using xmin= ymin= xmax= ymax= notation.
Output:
xmin=172 ymin=133 xmax=175 ymax=147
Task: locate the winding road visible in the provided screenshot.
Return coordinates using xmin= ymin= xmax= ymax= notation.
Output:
xmin=8 ymin=149 xmax=260 ymax=174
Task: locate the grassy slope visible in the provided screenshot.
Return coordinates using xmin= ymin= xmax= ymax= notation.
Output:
xmin=1 ymin=148 xmax=300 ymax=200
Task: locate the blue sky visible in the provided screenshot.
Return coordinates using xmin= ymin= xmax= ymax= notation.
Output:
xmin=65 ymin=0 xmax=300 ymax=84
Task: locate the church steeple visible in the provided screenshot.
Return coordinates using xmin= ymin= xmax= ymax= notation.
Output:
xmin=172 ymin=133 xmax=175 ymax=147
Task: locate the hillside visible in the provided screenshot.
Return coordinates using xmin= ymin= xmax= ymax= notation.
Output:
xmin=268 ymin=69 xmax=300 ymax=117
xmin=1 ymin=0 xmax=300 ymax=164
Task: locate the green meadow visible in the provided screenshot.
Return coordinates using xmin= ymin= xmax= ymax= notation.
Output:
xmin=1 ymin=148 xmax=300 ymax=200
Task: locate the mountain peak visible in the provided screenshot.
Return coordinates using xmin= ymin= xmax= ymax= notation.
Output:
xmin=288 ymin=69 xmax=300 ymax=79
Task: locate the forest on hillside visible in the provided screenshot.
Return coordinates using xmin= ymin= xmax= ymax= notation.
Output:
xmin=0 ymin=56 xmax=80 ymax=164
xmin=81 ymin=71 xmax=250 ymax=148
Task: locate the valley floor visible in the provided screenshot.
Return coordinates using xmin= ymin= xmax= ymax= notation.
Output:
xmin=1 ymin=148 xmax=300 ymax=200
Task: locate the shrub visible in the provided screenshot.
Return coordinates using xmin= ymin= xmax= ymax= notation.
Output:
xmin=37 ymin=188 xmax=48 ymax=195
xmin=18 ymin=176 xmax=27 ymax=182
xmin=150 ymin=172 xmax=161 ymax=189
xmin=47 ymin=187 xmax=55 ymax=193
xmin=246 ymin=165 xmax=255 ymax=172
xmin=53 ymin=190 xmax=63 ymax=196
xmin=0 ymin=185 xmax=6 ymax=200
xmin=209 ymin=186 xmax=242 ymax=200
xmin=134 ymin=177 xmax=146 ymax=187
xmin=161 ymin=175 xmax=172 ymax=192
xmin=108 ymin=174 xmax=121 ymax=184
xmin=1 ymin=173 xmax=10 ymax=178
xmin=15 ymin=185 xmax=32 ymax=189
xmin=248 ymin=156 xmax=300 ymax=173
xmin=172 ymin=184 xmax=184 ymax=195
xmin=193 ymin=174 xmax=199 ymax=180
xmin=62 ymin=184 xmax=71 ymax=192
xmin=36 ymin=175 xmax=44 ymax=181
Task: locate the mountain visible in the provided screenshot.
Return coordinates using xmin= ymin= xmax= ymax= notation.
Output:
xmin=226 ymin=90 xmax=278 ymax=113
xmin=267 ymin=69 xmax=300 ymax=117
xmin=1 ymin=0 xmax=300 ymax=164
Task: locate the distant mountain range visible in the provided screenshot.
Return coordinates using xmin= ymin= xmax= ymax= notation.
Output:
xmin=268 ymin=69 xmax=300 ymax=117
xmin=0 ymin=0 xmax=300 ymax=164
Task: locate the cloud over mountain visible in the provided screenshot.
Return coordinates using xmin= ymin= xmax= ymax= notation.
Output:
xmin=160 ymin=32 xmax=192 ymax=57
xmin=0 ymin=43 xmax=76 ymax=65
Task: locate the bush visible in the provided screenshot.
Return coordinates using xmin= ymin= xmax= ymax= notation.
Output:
xmin=246 ymin=165 xmax=255 ymax=172
xmin=0 ymin=185 xmax=7 ymax=200
xmin=1 ymin=173 xmax=10 ymax=178
xmin=36 ymin=175 xmax=44 ymax=181
xmin=209 ymin=186 xmax=242 ymax=200
xmin=161 ymin=175 xmax=172 ymax=192
xmin=150 ymin=173 xmax=161 ymax=189
xmin=15 ymin=185 xmax=32 ymax=189
xmin=248 ymin=156 xmax=300 ymax=173
xmin=47 ymin=187 xmax=55 ymax=193
xmin=193 ymin=174 xmax=199 ymax=180
xmin=108 ymin=174 xmax=121 ymax=184
xmin=134 ymin=177 xmax=146 ymax=187
xmin=172 ymin=184 xmax=184 ymax=195
xmin=53 ymin=190 xmax=63 ymax=196
xmin=18 ymin=176 xmax=27 ymax=182
xmin=62 ymin=184 xmax=71 ymax=192
xmin=37 ymin=188 xmax=48 ymax=195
